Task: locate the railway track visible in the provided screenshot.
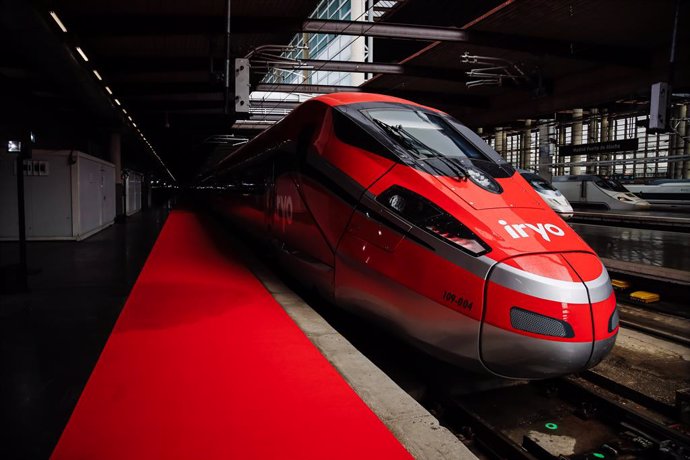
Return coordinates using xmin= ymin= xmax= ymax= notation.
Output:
xmin=618 ymin=302 xmax=690 ymax=348
xmin=437 ymin=375 xmax=690 ymax=459
xmin=238 ymin=229 xmax=690 ymax=458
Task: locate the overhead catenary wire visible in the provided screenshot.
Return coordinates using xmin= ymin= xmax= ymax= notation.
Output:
xmin=252 ymin=0 xmax=387 ymax=121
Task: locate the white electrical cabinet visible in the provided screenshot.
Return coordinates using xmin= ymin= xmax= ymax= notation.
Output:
xmin=0 ymin=150 xmax=116 ymax=241
xmin=125 ymin=170 xmax=143 ymax=216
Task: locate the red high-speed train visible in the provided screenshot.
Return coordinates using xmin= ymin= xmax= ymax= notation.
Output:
xmin=206 ymin=93 xmax=618 ymax=379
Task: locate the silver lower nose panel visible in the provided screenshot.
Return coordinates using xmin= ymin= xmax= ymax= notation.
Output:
xmin=586 ymin=334 xmax=617 ymax=368
xmin=480 ymin=323 xmax=592 ymax=379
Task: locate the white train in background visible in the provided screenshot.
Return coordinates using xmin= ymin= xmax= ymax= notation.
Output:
xmin=518 ymin=170 xmax=573 ymax=219
xmin=623 ymin=179 xmax=690 ymax=206
xmin=552 ymin=175 xmax=651 ymax=211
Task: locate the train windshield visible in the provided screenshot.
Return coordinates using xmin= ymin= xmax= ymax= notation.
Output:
xmin=594 ymin=177 xmax=628 ymax=192
xmin=364 ymin=108 xmax=489 ymax=162
xmin=521 ymin=172 xmax=558 ymax=192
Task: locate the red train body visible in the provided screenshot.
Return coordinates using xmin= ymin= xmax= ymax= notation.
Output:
xmin=206 ymin=93 xmax=617 ymax=379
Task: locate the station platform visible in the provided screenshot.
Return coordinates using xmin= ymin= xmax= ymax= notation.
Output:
xmin=0 ymin=207 xmax=169 ymax=459
xmin=48 ymin=209 xmax=470 ymax=459
xmin=571 ymin=209 xmax=690 ymax=231
xmin=571 ymin=222 xmax=690 ymax=285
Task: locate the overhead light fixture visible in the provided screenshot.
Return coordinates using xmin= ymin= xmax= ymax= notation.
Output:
xmin=127 ymin=115 xmax=132 ymax=121
xmin=75 ymin=46 xmax=89 ymax=62
xmin=104 ymin=86 xmax=113 ymax=95
xmin=114 ymin=98 xmax=121 ymax=106
xmin=132 ymin=122 xmax=137 ymax=128
xmin=93 ymin=70 xmax=102 ymax=80
xmin=8 ymin=140 xmax=21 ymax=152
xmin=122 ymin=109 xmax=127 ymax=115
xmin=49 ymin=11 xmax=68 ymax=33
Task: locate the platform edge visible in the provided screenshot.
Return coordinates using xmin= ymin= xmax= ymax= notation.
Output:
xmin=238 ymin=253 xmax=477 ymax=460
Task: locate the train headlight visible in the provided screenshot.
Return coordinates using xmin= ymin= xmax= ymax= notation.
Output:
xmin=388 ymin=194 xmax=407 ymax=213
xmin=378 ymin=186 xmax=490 ymax=256
xmin=467 ymin=166 xmax=502 ymax=194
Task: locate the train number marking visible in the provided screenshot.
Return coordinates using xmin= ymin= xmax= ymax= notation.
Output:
xmin=276 ymin=194 xmax=293 ymax=232
xmin=442 ymin=290 xmax=473 ymax=310
xmin=498 ymin=220 xmax=565 ymax=242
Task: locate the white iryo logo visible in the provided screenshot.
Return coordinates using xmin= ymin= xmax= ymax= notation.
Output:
xmin=276 ymin=195 xmax=293 ymax=232
xmin=498 ymin=220 xmax=565 ymax=242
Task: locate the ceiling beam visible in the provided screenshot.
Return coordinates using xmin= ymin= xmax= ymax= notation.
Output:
xmin=254 ymin=83 xmax=362 ymax=93
xmin=301 ymin=19 xmax=645 ymax=67
xmin=257 ymin=59 xmax=466 ymax=81
xmin=99 ymin=57 xmax=212 ymax=73
xmin=126 ymin=92 xmax=224 ymax=102
xmin=71 ymin=16 xmax=299 ymax=36
xmin=231 ymin=120 xmax=276 ymax=130
xmin=124 ymin=98 xmax=298 ymax=112
xmin=124 ymin=99 xmax=224 ymax=111
xmin=253 ymin=83 xmax=487 ymax=108
xmin=104 ymin=57 xmax=467 ymax=86
xmin=108 ymin=70 xmax=211 ymax=83
xmin=115 ymin=82 xmax=222 ymax=95
xmin=62 ymin=15 xmax=642 ymax=67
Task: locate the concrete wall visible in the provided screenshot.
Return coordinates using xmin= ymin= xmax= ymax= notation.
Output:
xmin=0 ymin=150 xmax=115 ymax=240
xmin=125 ymin=171 xmax=143 ymax=216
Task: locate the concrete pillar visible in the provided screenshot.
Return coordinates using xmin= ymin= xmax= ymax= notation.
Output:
xmin=350 ymin=0 xmax=366 ymax=86
xmin=109 ymin=132 xmax=124 ymax=219
xmin=587 ymin=108 xmax=599 ymax=174
xmin=538 ymin=121 xmax=554 ymax=181
xmin=600 ymin=111 xmax=610 ymax=176
xmin=558 ymin=124 xmax=567 ymax=175
xmin=678 ymin=103 xmax=689 ymax=178
xmin=600 ymin=112 xmax=609 ymax=142
xmin=667 ymin=104 xmax=680 ymax=178
xmin=521 ymin=119 xmax=532 ymax=169
xmin=571 ymin=108 xmax=584 ymax=175
xmin=494 ymin=127 xmax=507 ymax=159
xmin=302 ymin=32 xmax=310 ymax=83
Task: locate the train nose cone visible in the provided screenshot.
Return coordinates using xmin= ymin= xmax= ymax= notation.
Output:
xmin=480 ymin=253 xmax=616 ymax=379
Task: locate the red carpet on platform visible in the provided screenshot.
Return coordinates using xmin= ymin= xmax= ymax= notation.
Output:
xmin=52 ymin=210 xmax=412 ymax=459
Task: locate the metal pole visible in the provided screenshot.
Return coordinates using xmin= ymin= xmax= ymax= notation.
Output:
xmin=224 ymin=0 xmax=231 ymax=114
xmin=668 ymin=0 xmax=680 ymax=85
xmin=571 ymin=109 xmax=584 ymax=175
xmin=587 ymin=108 xmax=599 ymax=174
xmin=521 ymin=119 xmax=532 ymax=169
xmin=677 ymin=103 xmax=688 ymax=178
xmin=15 ymin=133 xmax=29 ymax=291
xmin=366 ymin=0 xmax=374 ymax=80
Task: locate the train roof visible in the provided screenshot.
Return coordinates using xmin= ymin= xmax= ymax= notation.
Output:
xmin=648 ymin=178 xmax=690 ymax=185
xmin=311 ymin=92 xmax=438 ymax=111
xmin=552 ymin=174 xmax=604 ymax=182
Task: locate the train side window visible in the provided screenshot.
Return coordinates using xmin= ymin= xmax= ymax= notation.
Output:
xmin=332 ymin=109 xmax=390 ymax=158
xmin=296 ymin=126 xmax=315 ymax=169
xmin=237 ymin=158 xmax=272 ymax=194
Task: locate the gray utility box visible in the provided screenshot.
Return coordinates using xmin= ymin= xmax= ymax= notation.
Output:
xmin=0 ymin=150 xmax=116 ymax=241
xmin=125 ymin=170 xmax=143 ymax=216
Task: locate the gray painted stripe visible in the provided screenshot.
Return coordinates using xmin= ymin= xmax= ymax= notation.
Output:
xmin=583 ymin=266 xmax=614 ymax=303
xmin=490 ymin=261 xmax=612 ymax=304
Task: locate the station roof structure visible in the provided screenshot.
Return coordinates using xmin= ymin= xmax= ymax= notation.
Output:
xmin=1 ymin=0 xmax=688 ymax=182
xmin=364 ymin=0 xmax=690 ymax=127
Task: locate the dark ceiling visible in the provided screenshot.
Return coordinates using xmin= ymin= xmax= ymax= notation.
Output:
xmin=1 ymin=0 xmax=688 ymax=182
xmin=367 ymin=0 xmax=690 ymax=127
